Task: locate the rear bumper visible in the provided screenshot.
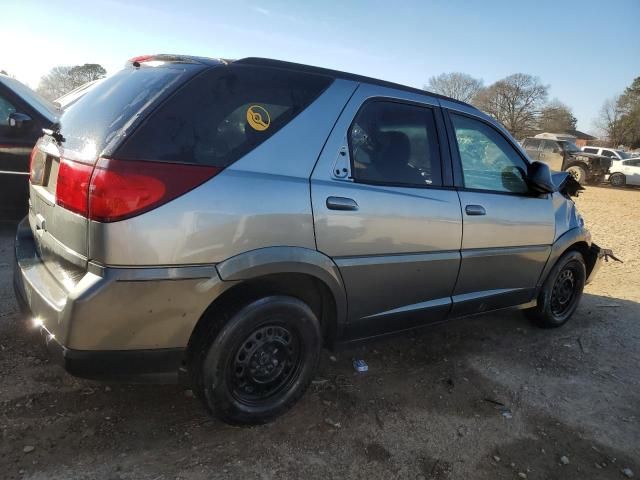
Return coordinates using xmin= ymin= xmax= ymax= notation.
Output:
xmin=13 ymin=216 xmax=234 ymax=382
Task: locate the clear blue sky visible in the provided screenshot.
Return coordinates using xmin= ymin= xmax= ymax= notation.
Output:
xmin=3 ymin=0 xmax=639 ymax=133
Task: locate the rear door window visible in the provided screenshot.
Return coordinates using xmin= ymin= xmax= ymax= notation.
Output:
xmin=583 ymin=147 xmax=598 ymax=154
xmin=116 ymin=66 xmax=333 ymax=167
xmin=524 ymin=138 xmax=541 ymax=149
xmin=348 ymin=100 xmax=442 ymax=187
xmin=601 ymin=150 xmax=616 ymax=158
xmin=541 ymin=140 xmax=559 ymax=152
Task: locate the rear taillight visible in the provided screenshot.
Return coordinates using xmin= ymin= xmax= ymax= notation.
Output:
xmin=56 ymin=159 xmax=93 ymax=215
xmin=29 ymin=147 xmax=47 ymax=185
xmin=55 ymin=158 xmax=220 ymax=222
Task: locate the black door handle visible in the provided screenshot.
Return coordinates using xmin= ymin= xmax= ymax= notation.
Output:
xmin=465 ymin=204 xmax=486 ymax=216
xmin=326 ymin=196 xmax=358 ymax=211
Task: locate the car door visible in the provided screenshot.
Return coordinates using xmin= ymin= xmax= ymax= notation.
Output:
xmin=624 ymin=159 xmax=640 ymax=185
xmin=442 ymin=107 xmax=554 ymax=316
xmin=539 ymin=139 xmax=564 ymax=171
xmin=0 ymin=88 xmax=34 ymax=218
xmin=311 ymin=85 xmax=462 ymax=339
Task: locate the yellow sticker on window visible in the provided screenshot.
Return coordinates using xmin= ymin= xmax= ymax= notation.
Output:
xmin=246 ymin=105 xmax=271 ymax=131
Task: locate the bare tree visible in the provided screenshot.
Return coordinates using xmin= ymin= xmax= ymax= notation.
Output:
xmin=425 ymin=72 xmax=483 ymax=103
xmin=537 ymin=100 xmax=577 ymax=133
xmin=596 ymin=96 xmax=629 ymax=147
xmin=37 ymin=64 xmax=106 ymax=100
xmin=473 ymin=73 xmax=548 ymax=139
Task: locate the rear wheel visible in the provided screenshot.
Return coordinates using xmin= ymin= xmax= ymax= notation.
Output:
xmin=609 ymin=172 xmax=626 ymax=187
xmin=525 ymin=251 xmax=586 ymax=328
xmin=193 ymin=296 xmax=322 ymax=425
xmin=566 ymin=165 xmax=587 ymax=185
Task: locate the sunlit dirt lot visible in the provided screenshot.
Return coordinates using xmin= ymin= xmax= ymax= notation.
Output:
xmin=1 ymin=185 xmax=638 ymax=480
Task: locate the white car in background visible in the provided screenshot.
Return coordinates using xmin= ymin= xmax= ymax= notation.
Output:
xmin=608 ymin=158 xmax=640 ymax=187
xmin=581 ymin=146 xmax=635 ymax=161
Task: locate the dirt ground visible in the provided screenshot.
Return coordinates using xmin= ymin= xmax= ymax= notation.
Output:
xmin=1 ymin=186 xmax=638 ymax=480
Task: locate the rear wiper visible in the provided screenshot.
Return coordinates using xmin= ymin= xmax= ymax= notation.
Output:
xmin=43 ymin=122 xmax=65 ymax=144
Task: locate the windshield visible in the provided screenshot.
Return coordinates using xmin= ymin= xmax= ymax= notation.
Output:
xmin=0 ymin=75 xmax=59 ymax=120
xmin=558 ymin=141 xmax=580 ymax=153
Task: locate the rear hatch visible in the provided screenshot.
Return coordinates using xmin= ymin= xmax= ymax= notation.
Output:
xmin=27 ymin=58 xmax=209 ymax=285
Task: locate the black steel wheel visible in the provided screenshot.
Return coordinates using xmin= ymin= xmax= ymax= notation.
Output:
xmin=193 ymin=295 xmax=322 ymax=425
xmin=525 ymin=250 xmax=586 ymax=328
xmin=229 ymin=324 xmax=301 ymax=405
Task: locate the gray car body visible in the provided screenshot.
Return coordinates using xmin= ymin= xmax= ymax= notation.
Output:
xmin=13 ymin=59 xmax=600 ymax=381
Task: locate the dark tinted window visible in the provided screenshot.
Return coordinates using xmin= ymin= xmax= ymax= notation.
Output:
xmin=583 ymin=147 xmax=599 ymax=154
xmin=348 ymin=101 xmax=441 ymax=187
xmin=117 ymin=66 xmax=333 ymax=166
xmin=451 ymin=114 xmax=529 ymax=194
xmin=0 ymin=93 xmax=16 ymax=126
xmin=524 ymin=138 xmax=541 ymax=149
xmin=541 ymin=140 xmax=559 ymax=152
xmin=1 ymin=76 xmax=58 ymax=121
xmin=58 ymin=65 xmax=198 ymax=154
xmin=602 ymin=150 xmax=616 ymax=158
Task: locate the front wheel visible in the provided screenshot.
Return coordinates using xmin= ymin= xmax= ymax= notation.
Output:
xmin=566 ymin=165 xmax=587 ymax=184
xmin=525 ymin=251 xmax=586 ymax=328
xmin=195 ymin=296 xmax=322 ymax=425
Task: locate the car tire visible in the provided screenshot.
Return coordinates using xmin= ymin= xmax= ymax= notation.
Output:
xmin=193 ymin=296 xmax=322 ymax=425
xmin=525 ymin=251 xmax=586 ymax=329
xmin=566 ymin=165 xmax=587 ymax=185
xmin=609 ymin=172 xmax=626 ymax=187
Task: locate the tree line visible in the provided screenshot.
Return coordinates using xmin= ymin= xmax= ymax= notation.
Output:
xmin=426 ymin=72 xmax=640 ymax=148
xmin=35 ymin=64 xmax=106 ymax=101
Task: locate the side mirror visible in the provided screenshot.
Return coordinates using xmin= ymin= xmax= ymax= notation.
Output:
xmin=528 ymin=161 xmax=555 ymax=193
xmin=8 ymin=112 xmax=32 ymax=129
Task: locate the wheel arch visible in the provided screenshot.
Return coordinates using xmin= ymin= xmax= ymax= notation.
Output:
xmin=187 ymin=247 xmax=348 ymax=357
xmin=536 ymin=227 xmax=597 ymax=289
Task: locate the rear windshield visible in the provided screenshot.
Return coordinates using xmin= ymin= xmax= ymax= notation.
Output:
xmin=116 ymin=65 xmax=333 ymax=167
xmin=57 ymin=64 xmax=200 ymax=156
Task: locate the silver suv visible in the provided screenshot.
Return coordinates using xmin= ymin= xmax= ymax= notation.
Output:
xmin=14 ymin=55 xmax=604 ymax=424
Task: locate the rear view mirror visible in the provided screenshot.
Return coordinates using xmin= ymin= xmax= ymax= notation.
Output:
xmin=8 ymin=112 xmax=32 ymax=129
xmin=528 ymin=161 xmax=554 ymax=193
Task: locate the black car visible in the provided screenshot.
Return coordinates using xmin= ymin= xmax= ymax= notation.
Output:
xmin=522 ymin=137 xmax=611 ymax=185
xmin=0 ymin=74 xmax=58 ymax=219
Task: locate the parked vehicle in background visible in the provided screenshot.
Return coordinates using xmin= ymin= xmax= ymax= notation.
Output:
xmin=54 ymin=78 xmax=104 ymax=109
xmin=14 ymin=54 xmax=605 ymax=425
xmin=0 ymin=74 xmax=58 ymax=219
xmin=522 ymin=136 xmax=611 ymax=184
xmin=608 ymin=158 xmax=640 ymax=187
xmin=581 ymin=146 xmax=636 ymax=162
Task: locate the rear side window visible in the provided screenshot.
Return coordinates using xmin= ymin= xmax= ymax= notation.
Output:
xmin=601 ymin=150 xmax=616 ymax=158
xmin=583 ymin=147 xmax=598 ymax=154
xmin=348 ymin=100 xmax=442 ymax=187
xmin=117 ymin=66 xmax=333 ymax=167
xmin=58 ymin=65 xmax=197 ymax=154
xmin=523 ymin=138 xmax=541 ymax=149
xmin=541 ymin=140 xmax=559 ymax=152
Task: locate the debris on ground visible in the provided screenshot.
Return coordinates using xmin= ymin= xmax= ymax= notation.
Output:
xmin=560 ymin=455 xmax=570 ymax=465
xmin=324 ymin=418 xmax=341 ymax=429
xmin=622 ymin=467 xmax=634 ymax=478
xmin=353 ymin=359 xmax=368 ymax=373
xmin=23 ymin=446 xmax=35 ymax=454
